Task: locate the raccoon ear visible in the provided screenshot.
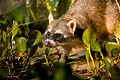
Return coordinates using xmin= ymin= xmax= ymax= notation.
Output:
xmin=67 ymin=19 xmax=77 ymax=35
xmin=48 ymin=14 xmax=54 ymax=24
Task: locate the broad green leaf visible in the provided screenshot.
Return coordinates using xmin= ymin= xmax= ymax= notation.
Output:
xmin=114 ymin=21 xmax=120 ymax=39
xmin=85 ymin=47 xmax=90 ymax=61
xmin=32 ymin=30 xmax=42 ymax=46
xmin=27 ymin=30 xmax=42 ymax=48
xmin=91 ymin=41 xmax=101 ymax=52
xmin=111 ymin=48 xmax=120 ymax=57
xmin=105 ymin=42 xmax=120 ymax=57
xmin=104 ymin=58 xmax=111 ymax=73
xmin=16 ymin=37 xmax=26 ymax=52
xmin=12 ymin=20 xmax=19 ymax=40
xmin=11 ymin=8 xmax=25 ymax=23
xmin=2 ymin=30 xmax=7 ymax=42
xmin=82 ymin=29 xmax=96 ymax=47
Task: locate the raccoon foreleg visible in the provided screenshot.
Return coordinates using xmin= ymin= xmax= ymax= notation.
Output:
xmin=57 ymin=46 xmax=68 ymax=62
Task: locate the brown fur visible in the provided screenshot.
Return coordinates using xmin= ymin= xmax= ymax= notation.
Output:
xmin=44 ymin=0 xmax=120 ymax=62
xmin=63 ymin=0 xmax=120 ymax=39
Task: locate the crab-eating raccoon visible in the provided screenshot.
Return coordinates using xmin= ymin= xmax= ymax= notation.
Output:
xmin=43 ymin=0 xmax=120 ymax=62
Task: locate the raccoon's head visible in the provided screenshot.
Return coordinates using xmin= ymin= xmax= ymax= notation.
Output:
xmin=43 ymin=14 xmax=77 ymax=47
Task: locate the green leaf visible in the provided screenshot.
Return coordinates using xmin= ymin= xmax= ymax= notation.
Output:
xmin=27 ymin=30 xmax=42 ymax=47
xmin=33 ymin=30 xmax=42 ymax=45
xmin=114 ymin=21 xmax=120 ymax=39
xmin=12 ymin=20 xmax=19 ymax=40
xmin=32 ymin=30 xmax=42 ymax=46
xmin=105 ymin=42 xmax=120 ymax=57
xmin=0 ymin=19 xmax=6 ymax=24
xmin=53 ymin=63 xmax=72 ymax=80
xmin=2 ymin=30 xmax=7 ymax=42
xmin=111 ymin=48 xmax=120 ymax=57
xmin=82 ymin=29 xmax=96 ymax=47
xmin=91 ymin=41 xmax=101 ymax=52
xmin=11 ymin=8 xmax=25 ymax=23
xmin=85 ymin=47 xmax=90 ymax=61
xmin=16 ymin=37 xmax=27 ymax=52
xmin=104 ymin=58 xmax=111 ymax=73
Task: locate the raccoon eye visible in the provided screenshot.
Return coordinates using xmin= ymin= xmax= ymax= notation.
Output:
xmin=46 ymin=32 xmax=51 ymax=38
xmin=53 ymin=34 xmax=64 ymax=42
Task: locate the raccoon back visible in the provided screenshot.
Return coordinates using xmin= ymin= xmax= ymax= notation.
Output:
xmin=63 ymin=0 xmax=120 ymax=39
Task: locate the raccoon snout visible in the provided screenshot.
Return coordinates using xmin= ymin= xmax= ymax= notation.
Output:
xmin=44 ymin=40 xmax=51 ymax=47
xmin=44 ymin=39 xmax=56 ymax=47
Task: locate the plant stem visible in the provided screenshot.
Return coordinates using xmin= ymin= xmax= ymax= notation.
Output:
xmin=100 ymin=51 xmax=104 ymax=59
xmin=44 ymin=54 xmax=49 ymax=66
xmin=89 ymin=48 xmax=95 ymax=68
xmin=87 ymin=60 xmax=91 ymax=68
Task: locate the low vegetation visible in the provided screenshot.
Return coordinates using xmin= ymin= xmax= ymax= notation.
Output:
xmin=0 ymin=0 xmax=120 ymax=80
